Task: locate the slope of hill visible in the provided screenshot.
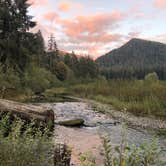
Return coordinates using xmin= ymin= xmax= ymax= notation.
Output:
xmin=96 ymin=38 xmax=166 ymax=79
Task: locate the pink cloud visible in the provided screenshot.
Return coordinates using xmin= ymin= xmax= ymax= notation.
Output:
xmin=37 ymin=11 xmax=126 ymax=57
xmin=31 ymin=9 xmax=140 ymax=57
xmin=60 ymin=11 xmax=125 ymax=38
xmin=58 ymin=1 xmax=71 ymax=12
xmin=158 ymin=34 xmax=166 ymax=38
xmin=27 ymin=0 xmax=49 ymax=8
xmin=154 ymin=0 xmax=166 ymax=9
xmin=43 ymin=12 xmax=59 ymax=22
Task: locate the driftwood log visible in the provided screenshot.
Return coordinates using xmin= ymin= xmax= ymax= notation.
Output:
xmin=0 ymin=99 xmax=54 ymax=130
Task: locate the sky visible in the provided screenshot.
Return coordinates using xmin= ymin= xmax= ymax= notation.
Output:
xmin=27 ymin=0 xmax=166 ymax=59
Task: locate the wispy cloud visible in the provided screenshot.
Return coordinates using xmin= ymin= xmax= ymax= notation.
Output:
xmin=43 ymin=12 xmax=59 ymax=22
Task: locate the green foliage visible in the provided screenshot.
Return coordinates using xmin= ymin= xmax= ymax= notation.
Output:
xmin=0 ymin=114 xmax=54 ymax=166
xmin=0 ymin=113 xmax=11 ymax=137
xmin=55 ymin=61 xmax=68 ymax=81
xmin=24 ymin=65 xmax=59 ymax=94
xmin=145 ymin=72 xmax=159 ymax=82
xmin=0 ymin=0 xmax=36 ymax=71
xmin=0 ymin=66 xmax=21 ymax=98
xmin=80 ymin=152 xmax=96 ymax=166
xmin=29 ymin=30 xmax=45 ymax=67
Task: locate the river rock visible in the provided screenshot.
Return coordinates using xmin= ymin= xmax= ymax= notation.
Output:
xmin=57 ymin=119 xmax=84 ymax=127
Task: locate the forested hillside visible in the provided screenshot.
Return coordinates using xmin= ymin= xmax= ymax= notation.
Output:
xmin=0 ymin=0 xmax=98 ymax=99
xmin=96 ymin=38 xmax=166 ymax=79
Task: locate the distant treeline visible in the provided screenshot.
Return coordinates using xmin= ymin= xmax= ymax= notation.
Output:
xmin=100 ymin=65 xmax=166 ymax=80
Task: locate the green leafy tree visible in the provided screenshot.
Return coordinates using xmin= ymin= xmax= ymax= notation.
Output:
xmin=0 ymin=65 xmax=20 ymax=98
xmin=55 ymin=61 xmax=68 ymax=81
xmin=24 ymin=65 xmax=58 ymax=94
xmin=145 ymin=72 xmax=159 ymax=82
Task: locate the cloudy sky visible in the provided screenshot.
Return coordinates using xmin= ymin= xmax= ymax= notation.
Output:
xmin=28 ymin=0 xmax=166 ymax=59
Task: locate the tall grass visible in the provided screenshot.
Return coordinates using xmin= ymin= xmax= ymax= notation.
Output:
xmin=0 ymin=113 xmax=54 ymax=166
xmin=67 ymin=79 xmax=166 ymax=118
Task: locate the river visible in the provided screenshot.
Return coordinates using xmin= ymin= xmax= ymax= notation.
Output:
xmin=39 ymin=101 xmax=166 ymax=166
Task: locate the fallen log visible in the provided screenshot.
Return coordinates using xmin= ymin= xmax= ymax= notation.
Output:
xmin=0 ymin=99 xmax=54 ymax=130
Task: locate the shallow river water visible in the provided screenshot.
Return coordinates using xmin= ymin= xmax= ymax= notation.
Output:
xmin=39 ymin=102 xmax=166 ymax=166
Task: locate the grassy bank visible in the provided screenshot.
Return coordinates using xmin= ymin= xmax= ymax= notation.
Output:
xmin=59 ymin=79 xmax=166 ymax=119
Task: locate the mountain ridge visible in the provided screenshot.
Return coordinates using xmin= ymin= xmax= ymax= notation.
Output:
xmin=96 ymin=38 xmax=166 ymax=67
xmin=96 ymin=38 xmax=166 ymax=79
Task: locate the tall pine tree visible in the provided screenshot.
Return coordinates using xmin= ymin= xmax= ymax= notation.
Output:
xmin=0 ymin=0 xmax=36 ymax=71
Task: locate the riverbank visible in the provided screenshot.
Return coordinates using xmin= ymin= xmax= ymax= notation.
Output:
xmin=89 ymin=99 xmax=166 ymax=132
xmin=65 ymin=79 xmax=166 ymax=119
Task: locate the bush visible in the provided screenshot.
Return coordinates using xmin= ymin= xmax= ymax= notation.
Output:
xmin=0 ymin=114 xmax=54 ymax=166
xmin=54 ymin=61 xmax=68 ymax=81
xmin=24 ymin=65 xmax=59 ymax=94
xmin=0 ymin=66 xmax=21 ymax=98
xmin=145 ymin=72 xmax=159 ymax=82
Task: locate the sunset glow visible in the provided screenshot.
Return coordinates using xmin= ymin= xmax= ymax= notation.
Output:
xmin=28 ymin=0 xmax=166 ymax=59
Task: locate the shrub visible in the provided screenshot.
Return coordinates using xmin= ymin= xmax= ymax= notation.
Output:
xmin=145 ymin=72 xmax=159 ymax=82
xmin=0 ymin=66 xmax=21 ymax=98
xmin=54 ymin=61 xmax=68 ymax=81
xmin=0 ymin=114 xmax=54 ymax=166
xmin=24 ymin=65 xmax=59 ymax=94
